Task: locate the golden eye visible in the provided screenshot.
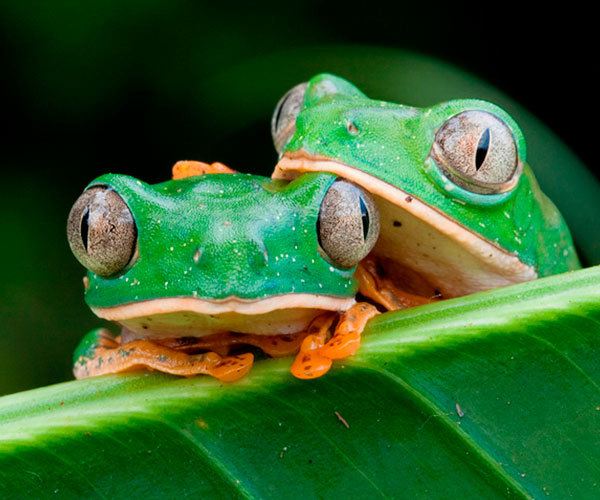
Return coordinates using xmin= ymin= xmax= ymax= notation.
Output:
xmin=431 ymin=110 xmax=521 ymax=194
xmin=317 ymin=180 xmax=380 ymax=268
xmin=67 ymin=186 xmax=137 ymax=276
xmin=271 ymin=82 xmax=307 ymax=155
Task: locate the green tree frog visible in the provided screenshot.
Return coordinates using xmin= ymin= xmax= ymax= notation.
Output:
xmin=68 ymin=162 xmax=381 ymax=381
xmin=272 ymin=74 xmax=579 ymax=304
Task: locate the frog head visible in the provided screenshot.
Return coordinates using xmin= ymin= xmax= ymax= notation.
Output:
xmin=67 ymin=172 xmax=379 ymax=339
xmin=272 ymin=74 xmax=579 ymax=297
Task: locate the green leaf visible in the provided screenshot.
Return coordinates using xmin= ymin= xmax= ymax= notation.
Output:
xmin=1 ymin=267 xmax=599 ymax=498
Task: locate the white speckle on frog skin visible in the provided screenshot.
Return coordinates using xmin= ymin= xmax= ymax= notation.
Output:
xmin=563 ymin=249 xmax=569 ymax=256
xmin=292 ymin=226 xmax=296 ymax=231
xmin=192 ymin=291 xmax=198 ymax=297
xmin=514 ymin=237 xmax=522 ymax=244
xmin=503 ymin=211 xmax=511 ymax=219
xmin=291 ymin=257 xmax=296 ymax=262
xmin=136 ymin=180 xmax=142 ymax=186
xmin=164 ymin=281 xmax=169 ymax=288
xmin=329 ymin=266 xmax=335 ymax=272
xmin=478 ymin=222 xmax=486 ymax=228
xmin=125 ymin=277 xmax=129 ymax=282
xmin=318 ymin=283 xmax=323 ymax=288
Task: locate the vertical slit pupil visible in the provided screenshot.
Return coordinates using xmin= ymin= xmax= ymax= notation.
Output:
xmin=81 ymin=207 xmax=90 ymax=252
xmin=475 ymin=128 xmax=491 ymax=171
xmin=274 ymin=91 xmax=292 ymax=132
xmin=359 ymin=197 xmax=369 ymax=241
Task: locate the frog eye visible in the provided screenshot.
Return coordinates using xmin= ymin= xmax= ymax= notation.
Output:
xmin=431 ymin=110 xmax=521 ymax=194
xmin=317 ymin=180 xmax=380 ymax=268
xmin=67 ymin=186 xmax=137 ymax=277
xmin=271 ymin=82 xmax=307 ymax=155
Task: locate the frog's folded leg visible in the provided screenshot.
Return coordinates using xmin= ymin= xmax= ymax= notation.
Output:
xmin=72 ymin=328 xmax=253 ymax=382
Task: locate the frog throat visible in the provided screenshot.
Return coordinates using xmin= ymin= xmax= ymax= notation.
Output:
xmin=274 ymin=151 xmax=537 ymax=297
xmin=91 ymin=294 xmax=356 ymax=338
xmin=92 ymin=293 xmax=355 ymax=319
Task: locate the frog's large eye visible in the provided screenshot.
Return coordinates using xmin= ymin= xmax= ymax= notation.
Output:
xmin=271 ymin=82 xmax=307 ymax=155
xmin=67 ymin=186 xmax=137 ymax=277
xmin=431 ymin=110 xmax=521 ymax=194
xmin=317 ymin=180 xmax=380 ymax=268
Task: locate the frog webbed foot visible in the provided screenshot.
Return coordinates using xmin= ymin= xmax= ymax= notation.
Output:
xmin=291 ymin=303 xmax=379 ymax=380
xmin=356 ymin=256 xmax=439 ymax=310
xmin=172 ymin=160 xmax=236 ymax=179
xmin=72 ymin=328 xmax=253 ymax=382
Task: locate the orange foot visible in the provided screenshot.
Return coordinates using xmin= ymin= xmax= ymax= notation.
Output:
xmin=356 ymin=257 xmax=439 ymax=311
xmin=291 ymin=303 xmax=379 ymax=380
xmin=73 ymin=329 xmax=252 ymax=383
xmin=172 ymin=160 xmax=236 ymax=179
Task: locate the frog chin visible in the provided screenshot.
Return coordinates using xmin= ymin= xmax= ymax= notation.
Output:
xmin=91 ymin=294 xmax=355 ymax=339
xmin=274 ymin=151 xmax=537 ymax=299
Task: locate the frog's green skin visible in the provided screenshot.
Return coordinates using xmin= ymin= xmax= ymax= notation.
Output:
xmin=84 ymin=172 xmax=356 ymax=339
xmin=274 ymin=74 xmax=580 ymax=297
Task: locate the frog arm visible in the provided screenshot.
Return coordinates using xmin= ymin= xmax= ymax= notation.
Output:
xmin=171 ymin=160 xmax=236 ymax=179
xmin=72 ymin=328 xmax=252 ymax=382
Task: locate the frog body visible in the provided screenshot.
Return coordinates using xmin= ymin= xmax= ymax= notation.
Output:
xmin=272 ymin=74 xmax=579 ymax=299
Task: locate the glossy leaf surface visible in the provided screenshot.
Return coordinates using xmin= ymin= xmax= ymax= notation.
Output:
xmin=1 ymin=266 xmax=599 ymax=498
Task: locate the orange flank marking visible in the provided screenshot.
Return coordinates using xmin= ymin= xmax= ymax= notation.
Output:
xmin=73 ymin=339 xmax=253 ymax=382
xmin=156 ymin=331 xmax=308 ymax=358
xmin=172 ymin=160 xmax=236 ymax=179
xmin=357 ymin=257 xmax=437 ymax=311
xmin=291 ymin=305 xmax=378 ymax=380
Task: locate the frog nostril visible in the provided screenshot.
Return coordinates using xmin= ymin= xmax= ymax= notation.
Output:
xmin=346 ymin=121 xmax=359 ymax=135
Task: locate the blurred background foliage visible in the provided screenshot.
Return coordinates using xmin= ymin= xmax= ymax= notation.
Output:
xmin=0 ymin=1 xmax=598 ymax=395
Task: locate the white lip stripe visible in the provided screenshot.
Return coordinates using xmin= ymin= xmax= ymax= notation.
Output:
xmin=92 ymin=294 xmax=356 ymax=321
xmin=274 ymin=154 xmax=536 ymax=283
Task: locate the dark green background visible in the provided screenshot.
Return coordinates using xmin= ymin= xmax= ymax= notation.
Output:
xmin=0 ymin=1 xmax=597 ymax=395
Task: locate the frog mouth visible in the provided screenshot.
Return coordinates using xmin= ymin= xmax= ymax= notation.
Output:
xmin=91 ymin=294 xmax=355 ymax=339
xmin=274 ymin=151 xmax=536 ymax=299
